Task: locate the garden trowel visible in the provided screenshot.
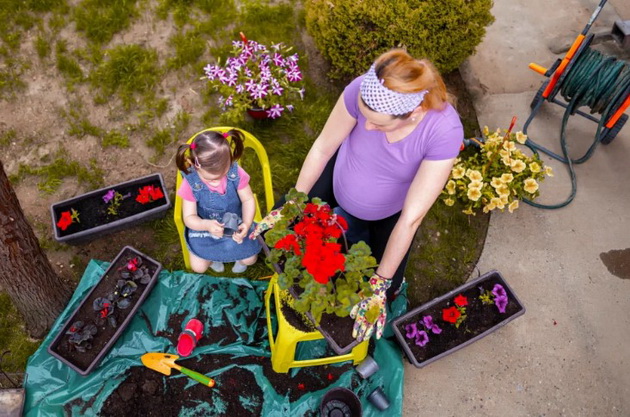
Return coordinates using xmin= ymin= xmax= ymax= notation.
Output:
xmin=141 ymin=352 xmax=215 ymax=387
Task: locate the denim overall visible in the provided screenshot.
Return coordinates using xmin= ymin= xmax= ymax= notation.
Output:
xmin=183 ymin=162 xmax=261 ymax=262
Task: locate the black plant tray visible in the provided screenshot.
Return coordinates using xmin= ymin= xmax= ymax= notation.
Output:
xmin=261 ymin=239 xmax=359 ymax=355
xmin=47 ymin=246 xmax=162 ymax=376
xmin=392 ymin=270 xmax=525 ymax=368
xmin=51 ymin=173 xmax=171 ymax=245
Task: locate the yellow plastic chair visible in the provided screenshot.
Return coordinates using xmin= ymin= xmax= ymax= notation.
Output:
xmin=174 ymin=127 xmax=274 ymax=271
xmin=265 ymin=273 xmax=369 ymax=373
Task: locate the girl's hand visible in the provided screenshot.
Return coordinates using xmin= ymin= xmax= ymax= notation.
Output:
xmin=232 ymin=223 xmax=249 ymax=244
xmin=206 ymin=220 xmax=224 ymax=238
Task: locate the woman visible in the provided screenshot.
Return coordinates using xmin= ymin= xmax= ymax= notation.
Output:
xmin=256 ymin=49 xmax=463 ymax=341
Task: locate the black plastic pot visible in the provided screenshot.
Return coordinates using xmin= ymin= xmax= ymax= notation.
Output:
xmin=320 ymin=387 xmax=362 ymax=417
xmin=392 ymin=270 xmax=525 ymax=368
xmin=50 ymin=173 xmax=171 ymax=245
xmin=47 ymin=246 xmax=162 ymax=375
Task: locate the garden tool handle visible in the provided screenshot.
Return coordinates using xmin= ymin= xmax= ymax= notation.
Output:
xmin=176 ymin=365 xmax=216 ymax=387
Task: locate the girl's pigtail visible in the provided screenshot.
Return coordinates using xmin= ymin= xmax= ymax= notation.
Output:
xmin=175 ymin=143 xmax=193 ymax=173
xmin=228 ymin=129 xmax=245 ymax=161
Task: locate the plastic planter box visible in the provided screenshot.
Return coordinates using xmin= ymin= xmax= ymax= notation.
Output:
xmin=47 ymin=246 xmax=162 ymax=375
xmin=392 ymin=270 xmax=525 ymax=368
xmin=51 ymin=173 xmax=171 ymax=245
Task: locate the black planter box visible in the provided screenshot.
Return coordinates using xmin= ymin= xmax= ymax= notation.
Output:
xmin=261 ymin=239 xmax=359 ymax=355
xmin=47 ymin=246 xmax=162 ymax=375
xmin=392 ymin=270 xmax=525 ymax=368
xmin=51 ymin=173 xmax=171 ymax=245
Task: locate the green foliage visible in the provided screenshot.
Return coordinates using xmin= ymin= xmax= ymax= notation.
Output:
xmin=73 ymin=0 xmax=138 ymax=44
xmin=0 ymin=57 xmax=27 ymax=98
xmin=167 ymin=29 xmax=206 ymax=69
xmin=0 ymin=129 xmax=17 ymax=147
xmin=34 ymin=34 xmax=51 ymax=59
xmin=0 ymin=292 xmax=41 ymax=375
xmin=102 ymin=130 xmax=129 ymax=148
xmin=304 ymin=0 xmax=494 ymax=80
xmin=146 ymin=129 xmax=173 ymax=156
xmin=10 ymin=151 xmax=104 ymax=194
xmin=90 ymin=44 xmax=160 ymax=107
xmin=56 ymin=52 xmax=84 ymax=85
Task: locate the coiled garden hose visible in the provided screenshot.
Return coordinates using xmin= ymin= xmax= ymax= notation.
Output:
xmin=522 ymin=47 xmax=630 ymax=209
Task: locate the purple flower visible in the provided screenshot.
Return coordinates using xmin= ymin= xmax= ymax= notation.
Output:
xmin=272 ymin=53 xmax=286 ymax=67
xmin=297 ymin=87 xmax=305 ymax=100
xmin=224 ymin=95 xmax=233 ymax=107
xmin=103 ymin=189 xmax=115 ymax=203
xmin=422 ymin=315 xmax=442 ymax=334
xmin=266 ymin=104 xmax=284 ymax=119
xmin=271 ymin=42 xmax=283 ymax=51
xmin=271 ymin=84 xmax=284 ymax=96
xmin=495 ymin=295 xmax=508 ymax=313
xmin=492 ymin=284 xmax=507 ymax=299
xmin=250 ymin=84 xmax=268 ymax=100
xmin=232 ymin=40 xmax=244 ymax=49
xmin=415 ymin=330 xmax=429 ymax=347
xmin=235 ymin=84 xmax=244 ymax=94
xmin=286 ymin=68 xmax=302 ymax=82
xmin=286 ymin=104 xmax=294 ymax=112
xmin=405 ymin=323 xmax=418 ymax=339
xmin=245 ymin=79 xmax=258 ymax=93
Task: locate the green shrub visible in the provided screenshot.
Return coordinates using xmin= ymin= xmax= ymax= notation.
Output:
xmin=73 ymin=0 xmax=138 ymax=44
xmin=304 ymin=0 xmax=494 ymax=80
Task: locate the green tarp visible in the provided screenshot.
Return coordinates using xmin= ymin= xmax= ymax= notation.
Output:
xmin=24 ymin=260 xmax=406 ymax=416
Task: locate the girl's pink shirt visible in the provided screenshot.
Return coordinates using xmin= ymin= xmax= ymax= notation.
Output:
xmin=177 ymin=165 xmax=250 ymax=202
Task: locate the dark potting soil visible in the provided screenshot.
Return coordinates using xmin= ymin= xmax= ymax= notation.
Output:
xmin=97 ymin=283 xmax=357 ymax=417
xmin=54 ymin=179 xmax=166 ymax=237
xmin=396 ymin=274 xmax=524 ymax=365
xmin=51 ymin=249 xmax=159 ymax=372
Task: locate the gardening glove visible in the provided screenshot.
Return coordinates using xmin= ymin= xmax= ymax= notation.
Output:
xmin=249 ymin=201 xmax=295 ymax=239
xmin=350 ymin=274 xmax=392 ymax=342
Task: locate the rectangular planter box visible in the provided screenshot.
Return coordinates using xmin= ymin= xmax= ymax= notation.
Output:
xmin=261 ymin=239 xmax=359 ymax=355
xmin=51 ymin=173 xmax=171 ymax=245
xmin=47 ymin=246 xmax=162 ymax=375
xmin=392 ymin=270 xmax=525 ymax=368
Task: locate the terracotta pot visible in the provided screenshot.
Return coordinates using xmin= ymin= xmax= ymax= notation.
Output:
xmin=246 ymin=108 xmax=269 ymax=120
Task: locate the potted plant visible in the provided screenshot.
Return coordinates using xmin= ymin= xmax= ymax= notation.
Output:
xmin=203 ymin=33 xmax=305 ymax=122
xmin=51 ymin=173 xmax=171 ymax=245
xmin=262 ymin=189 xmax=378 ymax=354
xmin=47 ymin=246 xmax=162 ymax=375
xmin=392 ymin=270 xmax=525 ymax=368
xmin=441 ymin=122 xmax=554 ymax=215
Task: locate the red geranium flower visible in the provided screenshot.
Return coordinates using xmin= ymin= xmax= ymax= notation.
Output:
xmin=136 ymin=185 xmax=165 ymax=204
xmin=442 ymin=306 xmax=461 ymax=323
xmin=454 ymin=294 xmax=468 ymax=307
xmin=56 ymin=211 xmax=74 ymax=231
xmin=297 ymin=383 xmax=305 ymax=390
xmin=274 ymin=234 xmax=301 ymax=255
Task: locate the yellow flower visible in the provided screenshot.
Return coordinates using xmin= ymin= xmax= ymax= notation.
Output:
xmin=451 ymin=165 xmax=465 ymax=179
xmin=501 ymin=173 xmax=514 ymax=183
xmin=444 ymin=198 xmax=455 ymax=207
xmin=483 ymin=204 xmax=493 ymax=213
xmin=515 ymin=131 xmax=527 ymax=144
xmin=502 ymin=156 xmax=512 ymax=166
xmin=513 ymin=149 xmax=525 ymax=158
xmin=508 ymin=200 xmax=519 ymax=213
xmin=491 ymin=197 xmax=505 ymax=210
xmin=468 ymin=180 xmax=483 ymax=189
xmin=496 ymin=184 xmax=510 ymax=197
xmin=490 ymin=177 xmax=503 ymax=188
xmin=500 ymin=195 xmax=509 ymax=204
xmin=462 ymin=207 xmax=475 ymax=215
xmin=529 ymin=162 xmax=541 ymax=173
xmin=502 ymin=141 xmax=516 ymax=152
xmin=482 ymin=126 xmax=489 ymax=136
xmin=524 ymin=178 xmax=539 ymax=193
xmin=486 ymin=151 xmax=493 ymax=159
xmin=466 ymin=170 xmax=483 ymax=182
xmin=511 ymin=159 xmax=526 ymax=173
xmin=467 ymin=188 xmax=482 ymax=201
xmin=445 ymin=180 xmax=456 ymax=195
xmin=499 ymin=149 xmax=510 ymax=158
xmin=545 ymin=166 xmax=554 ymax=177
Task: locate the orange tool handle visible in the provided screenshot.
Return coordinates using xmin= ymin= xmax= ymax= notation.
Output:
xmin=529 ymin=63 xmax=548 ymax=75
xmin=605 ymin=95 xmax=630 ymax=128
xmin=542 ymin=34 xmax=585 ymax=98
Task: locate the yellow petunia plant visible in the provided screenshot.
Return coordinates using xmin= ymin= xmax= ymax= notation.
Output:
xmin=442 ymin=126 xmax=554 ymax=215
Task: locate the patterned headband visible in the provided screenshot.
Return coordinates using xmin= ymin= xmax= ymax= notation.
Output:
xmin=360 ymin=65 xmax=428 ymax=116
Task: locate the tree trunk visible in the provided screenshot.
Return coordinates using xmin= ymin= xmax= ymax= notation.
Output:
xmin=0 ymin=160 xmax=70 ymax=338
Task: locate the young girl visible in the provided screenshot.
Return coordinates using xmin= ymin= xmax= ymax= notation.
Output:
xmin=176 ymin=129 xmax=262 ymax=274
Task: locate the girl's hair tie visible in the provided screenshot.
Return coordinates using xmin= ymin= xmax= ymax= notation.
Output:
xmin=222 ymin=132 xmax=230 ymax=139
xmin=190 ymin=142 xmax=197 ymax=150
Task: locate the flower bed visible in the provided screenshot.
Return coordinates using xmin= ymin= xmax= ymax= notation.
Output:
xmin=392 ymin=270 xmax=525 ymax=368
xmin=51 ymin=173 xmax=170 ymax=245
xmin=47 ymin=246 xmax=162 ymax=375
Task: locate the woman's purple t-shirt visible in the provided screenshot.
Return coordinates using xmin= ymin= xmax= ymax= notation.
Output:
xmin=333 ymin=75 xmax=463 ymax=220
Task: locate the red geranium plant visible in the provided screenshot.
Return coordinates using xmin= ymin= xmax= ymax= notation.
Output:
xmin=265 ymin=189 xmax=377 ymax=323
xmin=56 ymin=208 xmax=80 ymax=231
xmin=136 ymin=185 xmax=165 ymax=204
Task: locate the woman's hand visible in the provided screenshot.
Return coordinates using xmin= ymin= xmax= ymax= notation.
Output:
xmin=232 ymin=223 xmax=249 ymax=244
xmin=350 ymin=274 xmax=392 ymax=341
xmin=206 ymin=219 xmax=224 ymax=238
